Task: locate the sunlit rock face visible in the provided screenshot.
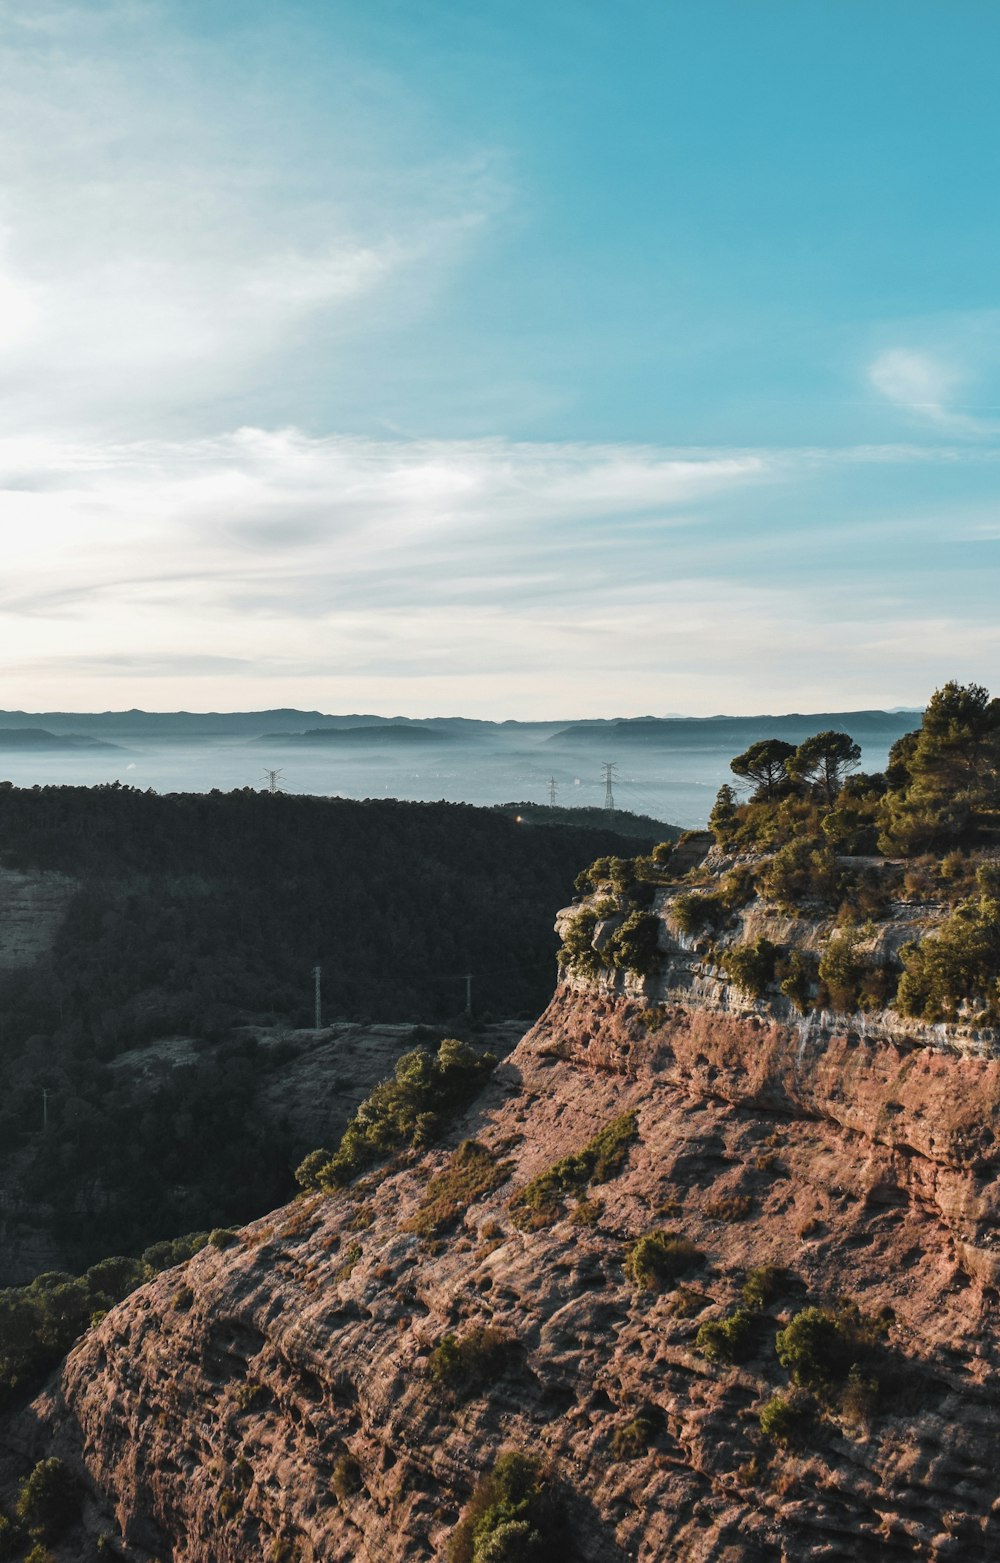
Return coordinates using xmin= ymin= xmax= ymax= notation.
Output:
xmin=15 ymin=946 xmax=1000 ymax=1562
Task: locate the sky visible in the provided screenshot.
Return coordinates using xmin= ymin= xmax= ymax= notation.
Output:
xmin=0 ymin=0 xmax=998 ymax=719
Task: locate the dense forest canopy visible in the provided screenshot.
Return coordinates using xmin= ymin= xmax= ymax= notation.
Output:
xmin=0 ymin=786 xmax=668 ymax=1269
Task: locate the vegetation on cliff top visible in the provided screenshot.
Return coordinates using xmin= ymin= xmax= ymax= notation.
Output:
xmin=562 ymin=682 xmax=1000 ymax=1024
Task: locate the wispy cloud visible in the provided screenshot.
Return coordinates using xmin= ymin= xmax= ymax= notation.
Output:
xmin=868 ymin=323 xmax=1000 ymax=436
xmin=0 ymin=3 xmax=505 ymax=437
xmin=0 ymin=425 xmax=994 ymax=715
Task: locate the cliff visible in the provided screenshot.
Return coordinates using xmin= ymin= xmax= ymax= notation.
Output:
xmin=7 ymin=848 xmax=1000 ymax=1560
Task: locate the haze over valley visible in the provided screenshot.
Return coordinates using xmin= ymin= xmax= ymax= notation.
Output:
xmin=0 ymin=706 xmax=918 ymax=828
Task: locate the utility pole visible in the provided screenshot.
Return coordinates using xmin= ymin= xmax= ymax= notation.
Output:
xmin=464 ymin=974 xmax=474 ymax=1015
xmin=548 ymin=776 xmax=557 ymax=806
xmin=313 ymin=964 xmax=322 ymax=1031
xmin=602 ymin=761 xmax=618 ymax=813
xmin=42 ymin=1089 xmax=48 ymax=1132
xmin=263 ymin=768 xmax=283 ymax=795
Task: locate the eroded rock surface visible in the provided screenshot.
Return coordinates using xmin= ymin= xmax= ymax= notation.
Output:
xmin=13 ymin=986 xmax=1000 ymax=1561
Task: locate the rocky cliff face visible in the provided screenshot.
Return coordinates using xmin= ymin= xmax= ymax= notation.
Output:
xmin=8 ymin=866 xmax=1000 ymax=1561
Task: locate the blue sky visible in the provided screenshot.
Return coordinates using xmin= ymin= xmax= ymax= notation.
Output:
xmin=0 ymin=0 xmax=997 ymax=716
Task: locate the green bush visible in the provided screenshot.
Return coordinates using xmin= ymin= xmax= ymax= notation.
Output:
xmin=759 ymin=838 xmax=843 ymax=910
xmin=695 ymin=1307 xmax=755 ymax=1363
xmin=427 ymin=1326 xmax=515 ymax=1399
xmin=896 ymin=891 xmax=1000 ymax=1022
xmin=331 ymin=1453 xmax=363 ymax=1502
xmin=721 ymin=938 xmax=777 ymax=999
xmin=449 ymin=1451 xmax=566 ymax=1563
xmin=509 ymin=1113 xmax=637 ymax=1230
xmin=775 ymin=948 xmax=819 ymax=1013
xmin=624 ymin=1230 xmax=702 ymax=1291
xmin=775 ymin=1305 xmax=882 ymax=1397
xmin=300 ymin=1039 xmax=496 ymax=1190
xmin=15 ymin=1458 xmax=78 ymax=1541
xmin=610 ymin=1409 xmax=659 ymax=1458
xmin=558 ymin=906 xmax=604 ymax=976
xmin=605 ymin=910 xmax=661 ymax=975
xmin=758 ymin=1391 xmax=812 ymax=1448
xmin=670 ymin=891 xmax=723 ymax=937
xmin=817 ymin=931 xmax=869 ymax=1012
xmin=741 ymin=1265 xmax=786 ymax=1310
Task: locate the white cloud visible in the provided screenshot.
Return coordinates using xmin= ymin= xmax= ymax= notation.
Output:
xmin=868 ymin=338 xmax=1000 ymax=436
xmin=0 ymin=425 xmax=995 ymax=716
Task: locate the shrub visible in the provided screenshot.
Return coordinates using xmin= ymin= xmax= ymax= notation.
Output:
xmin=759 ymin=838 xmax=843 ymax=910
xmin=721 ymin=939 xmax=777 ymax=999
xmin=670 ymin=892 xmax=722 ymax=937
xmin=896 ymin=891 xmax=1000 ymax=1022
xmin=331 ymin=1453 xmax=362 ymax=1502
xmin=267 ymin=1541 xmax=300 ymax=1563
xmin=708 ymin=784 xmax=739 ymax=845
xmin=428 ymin=1326 xmax=515 ymax=1400
xmin=610 ymin=1409 xmax=659 ymax=1458
xmin=294 ymin=1149 xmax=334 ymax=1192
xmin=209 ymin=1228 xmax=238 ymax=1250
xmin=741 ymin=1265 xmax=786 ymax=1310
xmin=817 ymin=931 xmax=869 ymax=1012
xmin=604 ymin=910 xmax=661 ymax=975
xmin=15 ymin=1458 xmax=79 ymax=1541
xmin=775 ymin=948 xmax=819 ymax=1013
xmin=407 ymin=1142 xmax=513 ymax=1238
xmin=667 ymin=1286 xmax=710 ymax=1318
xmin=840 ymin=1364 xmax=879 ymax=1427
xmin=695 ymin=1307 xmax=755 ymax=1364
xmin=703 ymin=1193 xmax=752 ymax=1222
xmin=624 ymin=1230 xmax=702 ymax=1291
xmin=775 ymin=1305 xmax=883 ymax=1398
xmin=171 ymin=1284 xmax=194 ymax=1311
xmin=509 ymin=1113 xmax=637 ymax=1231
xmin=300 ymin=1039 xmax=496 ymax=1190
xmin=448 ymin=1451 xmax=566 ymax=1563
xmin=758 ymin=1391 xmax=812 ymax=1448
xmin=558 ymin=906 xmax=604 ymax=976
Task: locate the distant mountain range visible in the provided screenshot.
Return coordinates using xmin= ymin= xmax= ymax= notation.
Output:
xmin=0 ymin=727 xmax=123 ymax=751
xmin=0 ymin=707 xmax=923 ymax=747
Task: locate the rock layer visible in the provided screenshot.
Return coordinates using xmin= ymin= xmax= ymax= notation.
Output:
xmin=13 ymin=983 xmax=1000 ymax=1561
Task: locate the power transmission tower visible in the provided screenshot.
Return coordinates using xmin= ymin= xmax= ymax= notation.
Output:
xmin=42 ymin=1089 xmax=48 ymax=1132
xmin=602 ymin=761 xmax=618 ymax=813
xmin=263 ymin=768 xmax=283 ymax=795
xmin=313 ymin=964 xmax=322 ymax=1031
xmin=548 ymin=776 xmax=557 ymax=806
xmin=464 ymin=974 xmax=474 ymax=1015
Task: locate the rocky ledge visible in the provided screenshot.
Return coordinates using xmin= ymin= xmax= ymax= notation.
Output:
xmin=8 ymin=973 xmax=1000 ymax=1562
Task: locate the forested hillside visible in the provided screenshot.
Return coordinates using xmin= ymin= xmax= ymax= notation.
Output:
xmin=0 ymin=785 xmax=670 ymax=1271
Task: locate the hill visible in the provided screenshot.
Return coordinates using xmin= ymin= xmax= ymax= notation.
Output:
xmin=0 ymin=786 xmax=672 ymax=1279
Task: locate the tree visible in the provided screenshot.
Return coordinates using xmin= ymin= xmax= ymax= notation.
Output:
xmin=788 ymin=731 xmax=861 ymax=805
xmin=729 ymin=739 xmax=796 ymax=802
xmin=708 ymin=784 xmax=738 ymax=844
xmin=879 ymin=682 xmax=1000 ymax=853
